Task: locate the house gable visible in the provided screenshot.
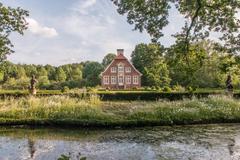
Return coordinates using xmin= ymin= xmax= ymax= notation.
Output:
xmin=101 ymin=50 xmax=142 ymax=76
xmin=100 ymin=49 xmax=142 ymax=89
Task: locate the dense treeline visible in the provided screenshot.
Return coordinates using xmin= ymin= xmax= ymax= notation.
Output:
xmin=0 ymin=54 xmax=115 ymax=90
xmin=0 ymin=40 xmax=239 ymax=90
xmin=132 ymin=40 xmax=240 ymax=90
xmin=0 ymin=62 xmax=99 ymax=90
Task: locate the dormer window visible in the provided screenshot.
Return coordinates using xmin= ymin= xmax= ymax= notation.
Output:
xmin=125 ymin=67 xmax=131 ymax=73
xmin=118 ymin=63 xmax=124 ymax=72
xmin=111 ymin=67 xmax=116 ymax=73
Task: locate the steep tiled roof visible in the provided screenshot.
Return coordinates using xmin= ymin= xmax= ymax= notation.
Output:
xmin=114 ymin=53 xmax=127 ymax=60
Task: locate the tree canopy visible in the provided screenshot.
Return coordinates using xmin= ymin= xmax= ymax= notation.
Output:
xmin=131 ymin=43 xmax=170 ymax=87
xmin=82 ymin=61 xmax=104 ymax=87
xmin=102 ymin=53 xmax=116 ymax=67
xmin=111 ymin=0 xmax=240 ymax=54
xmin=0 ymin=3 xmax=28 ymax=62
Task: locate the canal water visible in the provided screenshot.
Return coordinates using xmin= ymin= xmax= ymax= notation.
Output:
xmin=0 ymin=124 xmax=239 ymax=160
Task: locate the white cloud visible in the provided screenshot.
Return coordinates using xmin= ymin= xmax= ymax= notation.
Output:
xmin=26 ymin=18 xmax=58 ymax=38
xmin=71 ymin=0 xmax=97 ymax=15
xmin=33 ymin=52 xmax=41 ymax=56
xmin=64 ymin=14 xmax=133 ymax=58
xmin=61 ymin=0 xmax=148 ymax=60
xmin=7 ymin=1 xmax=150 ymax=65
xmin=81 ymin=0 xmax=96 ymax=9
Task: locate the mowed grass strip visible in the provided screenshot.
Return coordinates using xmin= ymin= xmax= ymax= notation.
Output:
xmin=0 ymin=95 xmax=240 ymax=127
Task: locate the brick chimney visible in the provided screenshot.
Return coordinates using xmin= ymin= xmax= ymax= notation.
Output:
xmin=117 ymin=49 xmax=124 ymax=56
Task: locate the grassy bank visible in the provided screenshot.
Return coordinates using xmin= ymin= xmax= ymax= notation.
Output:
xmin=0 ymin=95 xmax=240 ymax=127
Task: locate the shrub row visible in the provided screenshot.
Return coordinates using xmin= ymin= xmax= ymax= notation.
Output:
xmin=97 ymin=92 xmax=225 ymax=101
xmin=0 ymin=90 xmax=92 ymax=100
xmin=0 ymin=90 xmax=61 ymax=99
xmin=0 ymin=90 xmax=240 ymax=101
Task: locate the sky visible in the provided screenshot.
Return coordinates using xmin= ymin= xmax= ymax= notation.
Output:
xmin=1 ymin=0 xmax=184 ymax=66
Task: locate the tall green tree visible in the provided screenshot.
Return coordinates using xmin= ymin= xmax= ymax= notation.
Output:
xmin=23 ymin=64 xmax=37 ymax=77
xmin=45 ymin=64 xmax=56 ymax=81
xmin=71 ymin=67 xmax=82 ymax=81
xmin=16 ymin=66 xmax=27 ymax=79
xmin=38 ymin=76 xmax=50 ymax=88
xmin=131 ymin=43 xmax=170 ymax=87
xmin=166 ymin=40 xmax=230 ymax=88
xmin=37 ymin=67 xmax=48 ymax=77
xmin=55 ymin=67 xmax=66 ymax=82
xmin=82 ymin=62 xmax=103 ymax=87
xmin=1 ymin=61 xmax=17 ymax=81
xmin=61 ymin=64 xmax=72 ymax=81
xmin=0 ymin=3 xmax=28 ymax=62
xmin=111 ymin=0 xmax=240 ymax=54
xmin=102 ymin=53 xmax=116 ymax=67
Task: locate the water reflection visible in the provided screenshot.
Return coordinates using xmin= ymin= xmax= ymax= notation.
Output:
xmin=0 ymin=124 xmax=239 ymax=159
xmin=28 ymin=138 xmax=36 ymax=158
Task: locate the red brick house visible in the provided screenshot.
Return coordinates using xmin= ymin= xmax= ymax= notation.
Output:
xmin=100 ymin=49 xmax=142 ymax=89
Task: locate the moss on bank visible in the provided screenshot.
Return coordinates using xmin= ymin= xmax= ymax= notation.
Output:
xmin=0 ymin=95 xmax=240 ymax=127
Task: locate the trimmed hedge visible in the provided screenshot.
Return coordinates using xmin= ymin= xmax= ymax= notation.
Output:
xmin=97 ymin=91 xmax=224 ymax=101
xmin=0 ymin=90 xmax=240 ymax=101
xmin=0 ymin=90 xmax=62 ymax=99
xmin=0 ymin=90 xmax=91 ymax=100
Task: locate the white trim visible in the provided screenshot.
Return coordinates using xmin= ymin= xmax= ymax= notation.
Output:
xmin=111 ymin=67 xmax=117 ymax=73
xmin=103 ymin=76 xmax=109 ymax=84
xmin=133 ymin=75 xmax=138 ymax=84
xmin=100 ymin=59 xmax=115 ymax=76
xmin=118 ymin=63 xmax=124 ymax=72
xmin=111 ymin=76 xmax=116 ymax=84
xmin=125 ymin=67 xmax=131 ymax=73
xmin=125 ymin=75 xmax=131 ymax=84
xmin=118 ymin=75 xmax=124 ymax=85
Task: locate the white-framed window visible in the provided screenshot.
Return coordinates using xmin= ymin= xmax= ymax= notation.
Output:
xmin=125 ymin=67 xmax=131 ymax=73
xmin=118 ymin=75 xmax=124 ymax=84
xmin=125 ymin=76 xmax=131 ymax=84
xmin=111 ymin=76 xmax=116 ymax=84
xmin=133 ymin=76 xmax=138 ymax=84
xmin=118 ymin=64 xmax=124 ymax=72
xmin=103 ymin=76 xmax=109 ymax=84
xmin=111 ymin=67 xmax=116 ymax=73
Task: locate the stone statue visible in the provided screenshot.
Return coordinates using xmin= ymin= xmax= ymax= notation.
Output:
xmin=226 ymin=75 xmax=233 ymax=93
xmin=29 ymin=75 xmax=37 ymax=95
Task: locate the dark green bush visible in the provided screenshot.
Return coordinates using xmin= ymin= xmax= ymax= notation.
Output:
xmin=163 ymin=86 xmax=171 ymax=92
xmin=61 ymin=86 xmax=70 ymax=93
xmin=97 ymin=91 xmax=223 ymax=101
xmin=0 ymin=90 xmax=237 ymax=101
